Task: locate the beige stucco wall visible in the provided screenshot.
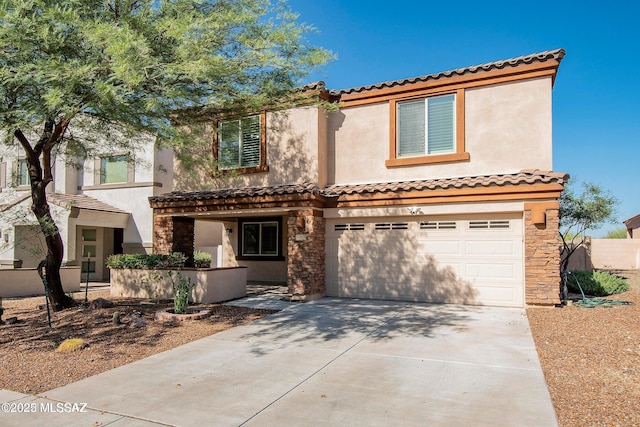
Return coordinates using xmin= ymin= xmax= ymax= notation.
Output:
xmin=109 ymin=267 xmax=247 ymax=304
xmin=330 ymin=77 xmax=553 ymax=184
xmin=590 ymin=239 xmax=640 ymax=270
xmin=81 ymin=186 xmax=151 ymax=244
xmin=14 ymin=225 xmax=47 ymax=268
xmin=0 ymin=267 xmax=81 ymax=298
xmin=174 ymin=106 xmax=326 ymax=191
xmin=0 ymin=196 xmax=72 ymax=267
xmin=153 ymin=147 xmax=175 ymax=195
xmin=194 ymin=220 xmax=223 ymax=247
xmin=566 ymin=239 xmax=640 ymax=270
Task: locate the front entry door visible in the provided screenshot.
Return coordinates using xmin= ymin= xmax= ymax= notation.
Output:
xmin=80 ymin=227 xmax=103 ymax=281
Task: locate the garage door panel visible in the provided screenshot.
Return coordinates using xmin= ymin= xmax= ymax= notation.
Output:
xmin=465 ymin=262 xmax=516 ymax=279
xmin=475 ymin=285 xmax=516 ymax=305
xmin=417 ymin=240 xmax=461 ymax=255
xmin=326 ymin=217 xmax=524 ymax=307
xmin=465 ymin=240 xmax=517 ymax=256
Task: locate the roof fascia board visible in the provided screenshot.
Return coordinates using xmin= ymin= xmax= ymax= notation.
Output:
xmin=339 ymin=60 xmax=561 ymax=107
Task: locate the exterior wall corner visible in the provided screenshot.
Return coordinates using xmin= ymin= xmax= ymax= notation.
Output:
xmin=524 ymin=206 xmax=561 ymax=305
xmin=287 ymin=209 xmax=326 ymax=298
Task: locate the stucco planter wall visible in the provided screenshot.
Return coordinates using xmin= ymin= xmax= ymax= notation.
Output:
xmin=0 ymin=267 xmax=81 ymax=298
xmin=109 ymin=267 xmax=247 ymax=304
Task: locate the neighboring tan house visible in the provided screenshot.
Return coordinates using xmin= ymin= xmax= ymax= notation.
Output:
xmin=0 ymin=136 xmax=173 ymax=280
xmin=150 ymin=49 xmax=568 ymax=307
xmin=624 ymin=214 xmax=640 ymax=238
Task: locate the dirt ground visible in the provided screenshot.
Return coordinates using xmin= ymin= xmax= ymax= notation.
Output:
xmin=0 ymin=290 xmax=276 ymax=394
xmin=527 ymin=270 xmax=640 ymax=427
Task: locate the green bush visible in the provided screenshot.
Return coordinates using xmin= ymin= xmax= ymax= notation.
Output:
xmin=106 ymin=253 xmax=187 ymax=269
xmin=566 ymin=270 xmax=629 ymax=296
xmin=604 ymin=228 xmax=628 ymax=239
xmin=193 ymin=250 xmax=212 ymax=268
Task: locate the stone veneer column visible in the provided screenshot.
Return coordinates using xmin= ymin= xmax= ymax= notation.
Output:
xmin=287 ymin=209 xmax=325 ymax=300
xmin=524 ymin=203 xmax=561 ymax=305
xmin=153 ymin=215 xmax=195 ymax=267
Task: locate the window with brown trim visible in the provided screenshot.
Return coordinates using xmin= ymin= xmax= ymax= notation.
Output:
xmin=213 ymin=112 xmax=268 ymax=174
xmin=237 ymin=217 xmax=284 ymax=261
xmin=386 ymin=89 xmax=469 ymax=167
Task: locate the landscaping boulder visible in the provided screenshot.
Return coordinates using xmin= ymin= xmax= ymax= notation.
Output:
xmin=127 ymin=311 xmax=147 ymax=328
xmin=89 ymin=298 xmax=115 ymax=310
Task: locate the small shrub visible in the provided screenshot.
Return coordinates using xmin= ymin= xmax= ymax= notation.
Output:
xmin=194 ymin=250 xmax=212 ymax=268
xmin=169 ymin=271 xmax=194 ymax=314
xmin=593 ymin=271 xmax=630 ymax=295
xmin=157 ymin=252 xmax=187 ymax=269
xmin=106 ymin=253 xmax=186 ymax=269
xmin=567 ymin=270 xmax=629 ymax=296
xmin=57 ymin=338 xmax=88 ymax=353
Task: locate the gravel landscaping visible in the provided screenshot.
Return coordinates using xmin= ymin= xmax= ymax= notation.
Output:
xmin=0 ymin=290 xmax=276 ymax=394
xmin=527 ymin=270 xmax=640 ymax=427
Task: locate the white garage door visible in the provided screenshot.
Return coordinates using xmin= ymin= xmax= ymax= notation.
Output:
xmin=325 ymin=215 xmax=524 ymax=307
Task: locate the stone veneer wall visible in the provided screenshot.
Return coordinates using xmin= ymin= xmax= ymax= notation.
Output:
xmin=524 ymin=207 xmax=561 ymax=305
xmin=287 ymin=209 xmax=325 ymax=300
xmin=153 ymin=215 xmax=195 ymax=267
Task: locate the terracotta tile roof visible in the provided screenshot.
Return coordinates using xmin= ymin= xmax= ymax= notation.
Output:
xmin=300 ymin=81 xmax=327 ymax=91
xmin=332 ymin=49 xmax=566 ymax=96
xmin=149 ymin=182 xmax=322 ymax=203
xmin=150 ymin=170 xmax=568 ymax=204
xmin=323 ymin=170 xmax=569 ymax=196
xmin=47 ymin=193 xmax=129 ymax=214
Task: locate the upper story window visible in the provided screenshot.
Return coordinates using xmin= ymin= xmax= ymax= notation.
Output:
xmin=214 ymin=112 xmax=268 ymax=174
xmin=398 ymin=94 xmax=455 ymax=156
xmin=100 ymin=155 xmax=130 ymax=184
xmin=386 ymin=89 xmax=469 ymax=167
xmin=18 ymin=159 xmax=29 ymax=186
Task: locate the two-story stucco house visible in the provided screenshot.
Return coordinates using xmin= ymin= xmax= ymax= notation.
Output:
xmin=150 ymin=49 xmax=568 ymax=307
xmin=0 ymin=135 xmax=173 ymax=280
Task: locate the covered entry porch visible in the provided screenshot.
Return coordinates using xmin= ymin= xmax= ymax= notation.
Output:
xmin=149 ymin=183 xmax=328 ymax=301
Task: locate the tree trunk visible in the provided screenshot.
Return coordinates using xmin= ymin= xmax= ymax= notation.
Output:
xmin=31 ymin=186 xmax=76 ymax=311
xmin=15 ymin=122 xmax=76 ymax=312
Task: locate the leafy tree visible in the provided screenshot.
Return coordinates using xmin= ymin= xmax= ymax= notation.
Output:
xmin=0 ymin=0 xmax=331 ymax=310
xmin=559 ymin=180 xmax=618 ymax=274
xmin=604 ymin=228 xmax=628 ymax=239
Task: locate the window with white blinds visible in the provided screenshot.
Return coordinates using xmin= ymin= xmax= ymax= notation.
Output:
xmin=218 ymin=115 xmax=261 ymax=170
xmin=397 ymin=94 xmax=455 ymax=157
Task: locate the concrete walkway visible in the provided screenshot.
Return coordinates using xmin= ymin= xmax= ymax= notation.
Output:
xmin=1 ymin=298 xmax=557 ymax=426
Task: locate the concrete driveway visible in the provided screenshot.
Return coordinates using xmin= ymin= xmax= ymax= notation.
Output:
xmin=1 ymin=298 xmax=557 ymax=426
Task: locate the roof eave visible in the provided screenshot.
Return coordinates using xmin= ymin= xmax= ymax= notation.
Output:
xmin=334 ymin=49 xmax=565 ymax=106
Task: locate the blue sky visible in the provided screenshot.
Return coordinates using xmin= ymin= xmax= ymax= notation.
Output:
xmin=289 ymin=0 xmax=639 ymax=237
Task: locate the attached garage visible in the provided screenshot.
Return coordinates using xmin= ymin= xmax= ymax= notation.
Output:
xmin=150 ymin=171 xmax=566 ymax=306
xmin=325 ymin=214 xmax=524 ymax=307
